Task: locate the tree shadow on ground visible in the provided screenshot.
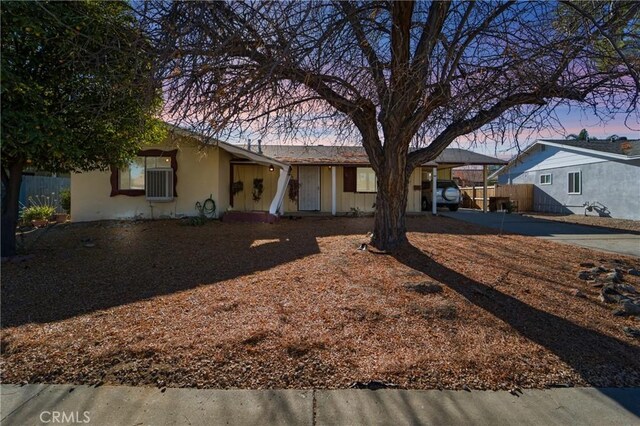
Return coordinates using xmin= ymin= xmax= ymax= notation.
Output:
xmin=1 ymin=220 xmax=327 ymax=327
xmin=393 ymin=243 xmax=640 ymax=389
xmin=1 ymin=217 xmax=504 ymax=328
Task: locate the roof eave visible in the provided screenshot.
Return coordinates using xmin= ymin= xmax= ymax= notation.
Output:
xmin=169 ymin=126 xmax=289 ymax=169
xmin=538 ymin=140 xmax=637 ymax=160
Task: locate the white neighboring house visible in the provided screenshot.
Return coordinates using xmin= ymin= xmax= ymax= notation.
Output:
xmin=492 ymin=139 xmax=640 ymax=220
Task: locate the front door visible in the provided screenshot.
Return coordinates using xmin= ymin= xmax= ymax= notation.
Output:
xmin=298 ymin=166 xmax=320 ymax=211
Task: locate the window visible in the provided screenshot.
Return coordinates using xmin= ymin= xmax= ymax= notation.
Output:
xmin=568 ymin=171 xmax=581 ymax=194
xmin=110 ymin=150 xmax=178 ymax=197
xmin=119 ymin=156 xmax=171 ymax=190
xmin=356 ymin=167 xmax=377 ymax=192
xmin=540 ymin=174 xmax=552 ymax=185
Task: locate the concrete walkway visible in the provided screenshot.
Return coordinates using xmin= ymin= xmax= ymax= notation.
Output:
xmin=1 ymin=384 xmax=639 ymax=425
xmin=441 ymin=210 xmax=640 ymax=257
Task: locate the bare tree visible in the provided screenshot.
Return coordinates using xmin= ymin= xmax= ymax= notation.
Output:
xmin=142 ymin=1 xmax=639 ymax=250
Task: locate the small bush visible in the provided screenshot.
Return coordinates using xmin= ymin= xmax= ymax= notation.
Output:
xmin=59 ymin=189 xmax=71 ymax=213
xmin=21 ymin=205 xmax=56 ymax=223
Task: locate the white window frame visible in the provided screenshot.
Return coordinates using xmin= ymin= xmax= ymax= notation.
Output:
xmin=540 ymin=173 xmax=552 ymax=185
xmin=568 ymin=171 xmax=581 ymax=194
xmin=356 ymin=167 xmax=377 ymax=193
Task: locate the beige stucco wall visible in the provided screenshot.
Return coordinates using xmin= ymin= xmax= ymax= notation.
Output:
xmin=217 ymin=149 xmax=232 ymax=213
xmin=73 ymin=141 xmax=457 ymax=222
xmin=231 ymin=164 xmax=281 ymax=212
xmin=71 ymin=137 xmax=227 ymax=222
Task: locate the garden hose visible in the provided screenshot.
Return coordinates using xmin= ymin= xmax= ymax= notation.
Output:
xmin=195 ymin=194 xmax=216 ymax=218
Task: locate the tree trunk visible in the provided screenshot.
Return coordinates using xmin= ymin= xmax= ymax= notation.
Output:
xmin=1 ymin=160 xmax=25 ymax=257
xmin=372 ymin=162 xmax=410 ymax=251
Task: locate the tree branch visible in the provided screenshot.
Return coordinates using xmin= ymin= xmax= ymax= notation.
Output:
xmin=407 ymin=91 xmax=550 ymax=170
xmin=338 ymin=2 xmax=389 ymax=104
xmin=388 ymin=0 xmax=414 ymax=116
xmin=411 ymin=1 xmax=451 ymax=88
xmin=561 ymin=0 xmax=640 ymax=105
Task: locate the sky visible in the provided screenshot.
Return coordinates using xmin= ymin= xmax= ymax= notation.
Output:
xmin=471 ymin=106 xmax=638 ymax=160
xmin=452 ymin=106 xmax=640 ymax=160
xmin=167 ymin=98 xmax=639 ymax=163
xmin=213 ymin=105 xmax=639 ymax=162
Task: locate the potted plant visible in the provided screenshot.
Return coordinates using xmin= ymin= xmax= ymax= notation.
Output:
xmin=56 ymin=189 xmax=71 ymax=223
xmin=20 ymin=195 xmax=57 ymax=228
xmin=21 ymin=205 xmax=56 ymax=228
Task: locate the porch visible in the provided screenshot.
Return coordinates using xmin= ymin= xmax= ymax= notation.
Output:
xmin=225 ymin=146 xmax=507 ymax=222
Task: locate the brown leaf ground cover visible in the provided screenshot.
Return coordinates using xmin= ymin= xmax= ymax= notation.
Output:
xmin=2 ymin=217 xmax=639 ymax=390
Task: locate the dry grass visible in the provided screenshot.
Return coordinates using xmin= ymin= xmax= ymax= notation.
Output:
xmin=2 ymin=216 xmax=639 ymax=390
xmin=523 ymin=213 xmax=640 ymax=233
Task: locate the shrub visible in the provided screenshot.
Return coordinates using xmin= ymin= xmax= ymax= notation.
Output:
xmin=21 ymin=205 xmax=56 ymax=223
xmin=59 ymin=189 xmax=71 ymax=213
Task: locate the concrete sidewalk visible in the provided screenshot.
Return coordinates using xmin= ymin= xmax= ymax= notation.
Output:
xmin=1 ymin=384 xmax=639 ymax=425
xmin=440 ymin=210 xmax=640 ymax=257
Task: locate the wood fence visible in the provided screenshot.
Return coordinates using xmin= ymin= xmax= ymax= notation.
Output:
xmin=459 ymin=184 xmax=533 ymax=212
xmin=19 ymin=175 xmax=70 ymax=212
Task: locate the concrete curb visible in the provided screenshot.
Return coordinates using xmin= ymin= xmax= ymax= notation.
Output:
xmin=1 ymin=385 xmax=638 ymax=425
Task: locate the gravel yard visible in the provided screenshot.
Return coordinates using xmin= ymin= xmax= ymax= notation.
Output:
xmin=2 ymin=216 xmax=639 ymax=390
xmin=523 ymin=213 xmax=640 ymax=233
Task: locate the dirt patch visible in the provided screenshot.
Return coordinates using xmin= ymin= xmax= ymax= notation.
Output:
xmin=1 ymin=216 xmax=639 ymax=390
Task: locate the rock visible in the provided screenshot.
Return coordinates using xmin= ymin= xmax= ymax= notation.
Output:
xmin=604 ymin=271 xmax=622 ymax=283
xmin=579 ymin=262 xmax=595 ymax=268
xmin=620 ymin=300 xmax=640 ymax=316
xmin=590 ymin=266 xmax=607 ymax=274
xmin=572 ymin=289 xmax=587 ymax=298
xmin=405 ymin=282 xmax=443 ymax=295
xmin=628 ymin=268 xmax=640 ymax=276
xmin=623 ymin=327 xmax=640 ymax=338
xmin=590 ymin=281 xmax=604 ymax=288
xmin=599 ymin=285 xmax=624 ymax=303
xmin=84 ymin=242 xmax=96 ymax=248
xmin=578 ymin=271 xmax=592 ymax=280
xmin=614 ymin=283 xmax=637 ymax=294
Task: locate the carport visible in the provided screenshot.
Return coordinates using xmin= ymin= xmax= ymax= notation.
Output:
xmin=423 ymin=148 xmax=507 ymax=215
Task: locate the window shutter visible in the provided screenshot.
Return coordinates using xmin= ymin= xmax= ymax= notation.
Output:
xmin=343 ymin=167 xmax=356 ymax=192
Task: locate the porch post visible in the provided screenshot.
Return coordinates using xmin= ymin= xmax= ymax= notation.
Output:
xmin=482 ymin=164 xmax=488 ymax=213
xmin=431 ymin=166 xmax=438 ymax=215
xmin=269 ymin=165 xmax=291 ymax=215
xmin=331 ymin=166 xmax=337 ymax=216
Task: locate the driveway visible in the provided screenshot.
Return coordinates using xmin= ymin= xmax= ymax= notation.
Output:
xmin=441 ymin=209 xmax=640 ymax=257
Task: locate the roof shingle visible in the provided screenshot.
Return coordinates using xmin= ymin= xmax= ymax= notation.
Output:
xmin=247 ymin=145 xmax=506 ymax=166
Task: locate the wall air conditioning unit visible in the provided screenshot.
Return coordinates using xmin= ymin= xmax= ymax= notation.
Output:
xmin=146 ymin=168 xmax=174 ymax=202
